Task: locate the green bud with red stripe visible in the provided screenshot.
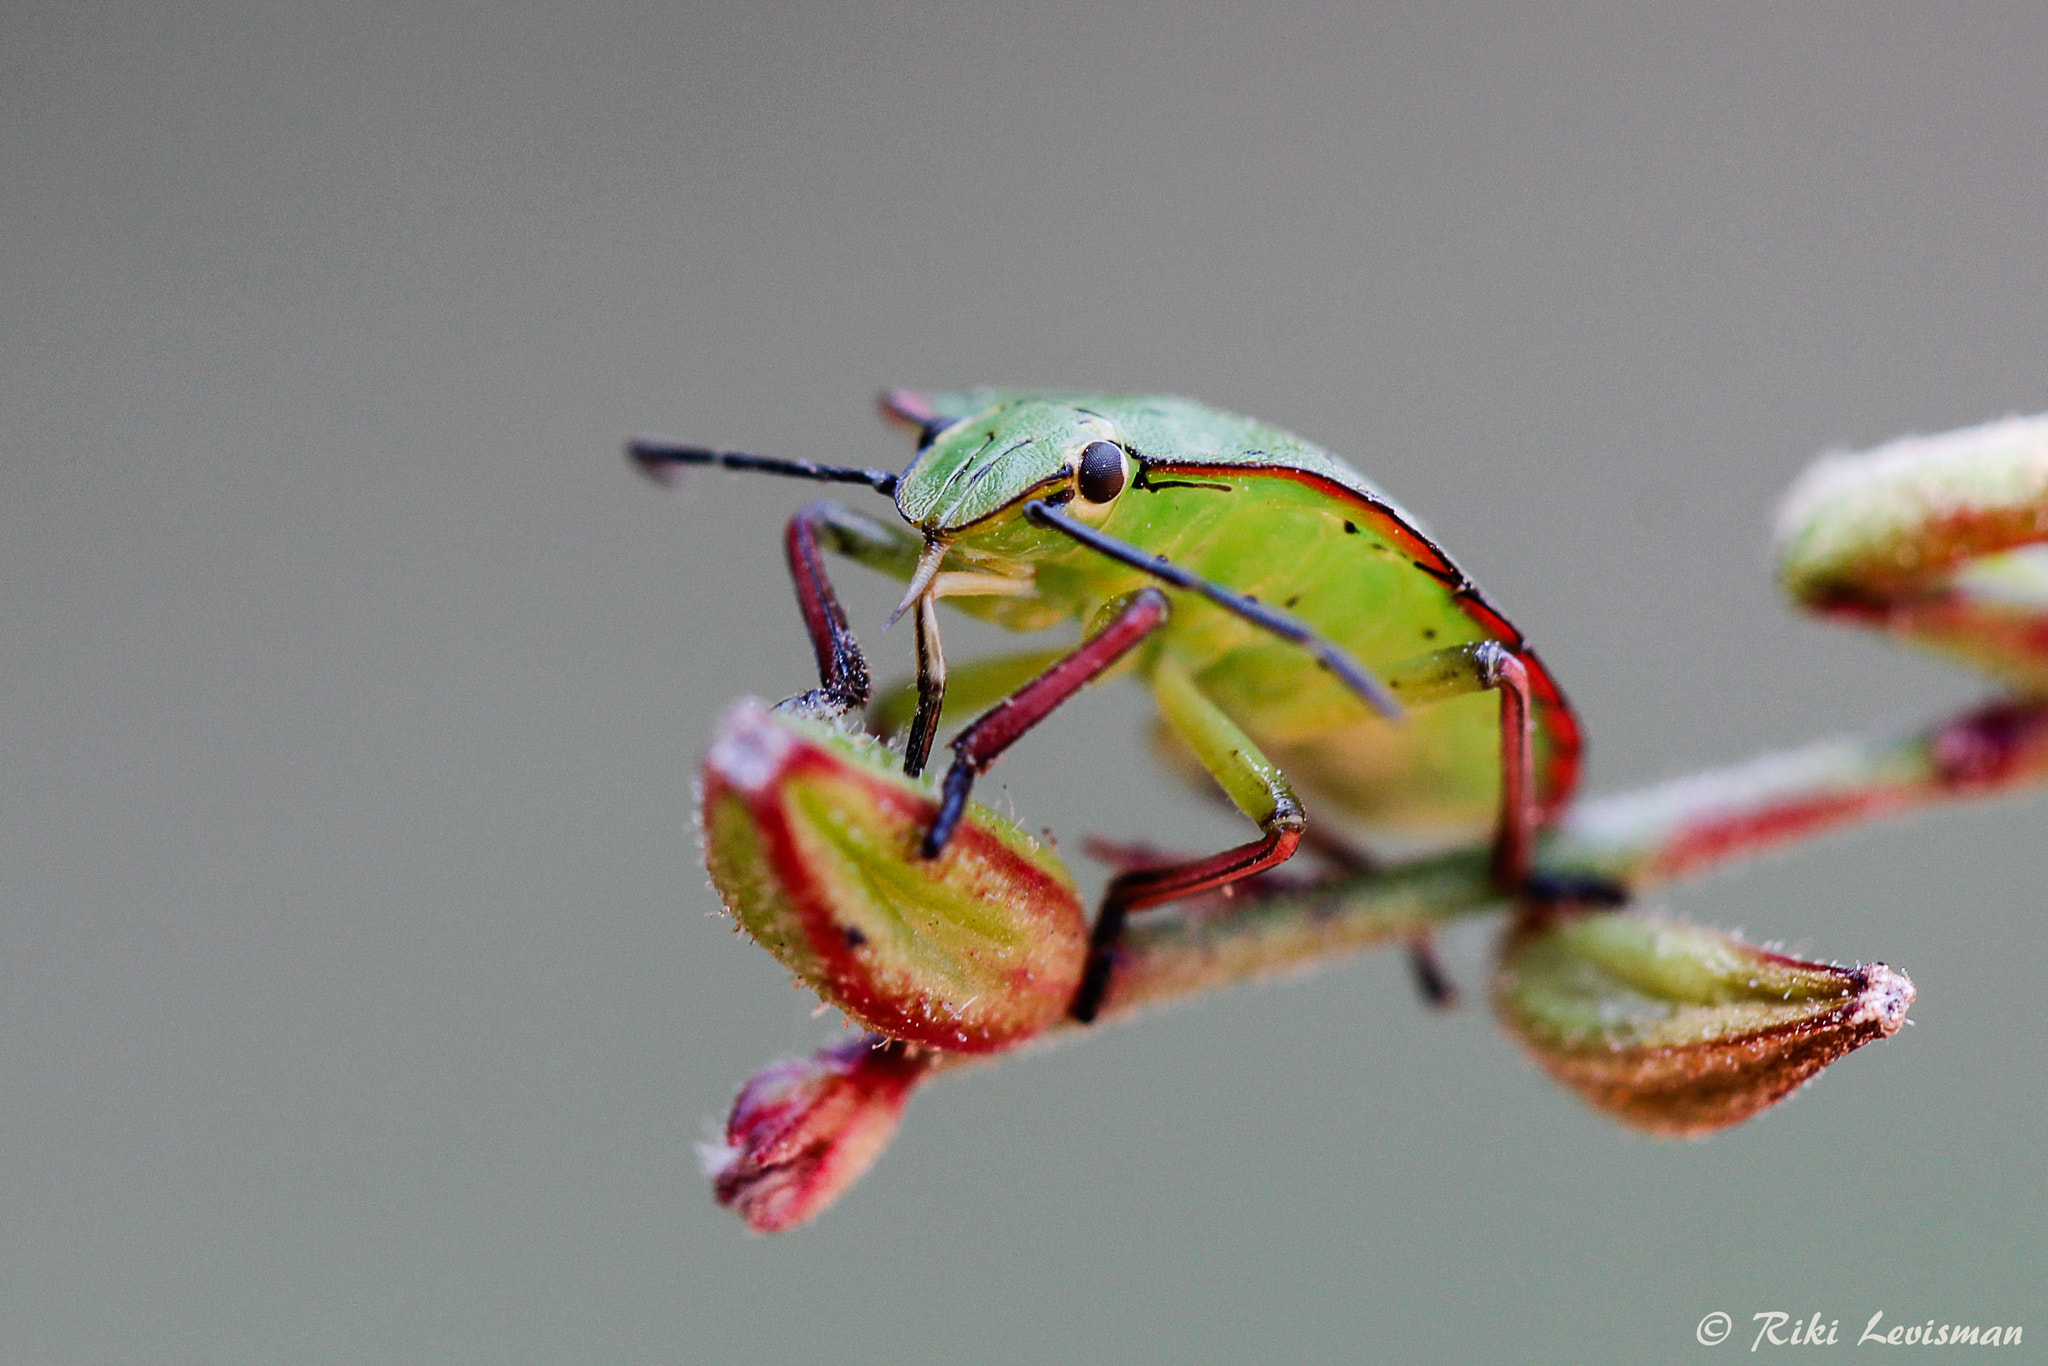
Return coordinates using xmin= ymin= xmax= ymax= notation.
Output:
xmin=699 ymin=699 xmax=1088 ymax=1052
xmin=1493 ymin=910 xmax=1914 ymax=1135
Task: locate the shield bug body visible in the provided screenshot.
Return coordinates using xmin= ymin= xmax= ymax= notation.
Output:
xmin=635 ymin=390 xmax=1581 ymax=1020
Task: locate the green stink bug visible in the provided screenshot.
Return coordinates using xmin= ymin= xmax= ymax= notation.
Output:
xmin=634 ymin=389 xmax=1582 ymax=1021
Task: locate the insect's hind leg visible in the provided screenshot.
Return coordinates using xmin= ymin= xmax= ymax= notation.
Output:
xmin=1071 ymin=657 xmax=1306 ymax=1024
xmin=1335 ymin=641 xmax=1540 ymax=1010
xmin=1379 ymin=641 xmax=1535 ymax=888
xmin=777 ymin=500 xmax=925 ymax=720
xmin=1380 ymin=643 xmax=1632 ymax=998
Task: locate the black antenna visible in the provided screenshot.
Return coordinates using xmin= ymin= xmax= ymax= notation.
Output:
xmin=626 ymin=438 xmax=899 ymax=497
xmin=1024 ymin=499 xmax=1403 ymax=720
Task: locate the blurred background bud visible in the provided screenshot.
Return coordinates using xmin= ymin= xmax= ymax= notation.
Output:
xmin=704 ymin=1035 xmax=933 ymax=1233
xmin=1494 ymin=910 xmax=1914 ymax=1136
xmin=698 ymin=700 xmax=1088 ymax=1052
xmin=1776 ymin=412 xmax=2048 ymax=692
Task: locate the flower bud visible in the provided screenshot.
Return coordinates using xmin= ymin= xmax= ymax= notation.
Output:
xmin=698 ymin=699 xmax=1088 ymax=1052
xmin=1494 ymin=911 xmax=1914 ymax=1135
xmin=704 ymin=1035 xmax=932 ymax=1232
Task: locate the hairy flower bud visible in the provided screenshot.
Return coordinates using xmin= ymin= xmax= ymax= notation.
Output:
xmin=698 ymin=699 xmax=1088 ymax=1052
xmin=704 ymin=1035 xmax=932 ymax=1232
xmin=1494 ymin=911 xmax=1914 ymax=1135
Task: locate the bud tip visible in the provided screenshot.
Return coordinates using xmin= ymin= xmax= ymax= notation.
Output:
xmin=704 ymin=698 xmax=797 ymax=794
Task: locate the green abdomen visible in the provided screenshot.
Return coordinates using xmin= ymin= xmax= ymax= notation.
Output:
xmin=1079 ymin=470 xmax=1575 ymax=842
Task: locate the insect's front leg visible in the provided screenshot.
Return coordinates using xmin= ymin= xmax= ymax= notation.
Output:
xmin=1071 ymin=655 xmax=1307 ymax=1023
xmin=784 ymin=500 xmax=1060 ymax=775
xmin=778 ymin=500 xmax=923 ymax=720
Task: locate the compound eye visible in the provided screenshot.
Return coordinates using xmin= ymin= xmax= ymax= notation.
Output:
xmin=1077 ymin=441 xmax=1127 ymax=503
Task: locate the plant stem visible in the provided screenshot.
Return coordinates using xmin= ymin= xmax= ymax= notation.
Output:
xmin=1092 ymin=695 xmax=2048 ymax=1020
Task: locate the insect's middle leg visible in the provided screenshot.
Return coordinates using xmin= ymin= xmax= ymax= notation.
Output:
xmin=1071 ymin=657 xmax=1305 ymax=1024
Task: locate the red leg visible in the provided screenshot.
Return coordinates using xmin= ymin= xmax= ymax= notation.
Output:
xmin=1068 ymin=657 xmax=1311 ymax=1023
xmin=1069 ymin=814 xmax=1305 ymax=1024
xmin=1098 ymin=821 xmax=1304 ymax=914
xmin=780 ymin=503 xmax=873 ymax=717
xmin=1361 ymin=639 xmax=1540 ymax=891
xmin=920 ymin=589 xmax=1171 ymax=857
xmin=1487 ymin=647 xmax=1535 ymax=889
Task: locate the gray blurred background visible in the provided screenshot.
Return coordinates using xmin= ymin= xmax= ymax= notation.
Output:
xmin=3 ymin=3 xmax=2044 ymax=1362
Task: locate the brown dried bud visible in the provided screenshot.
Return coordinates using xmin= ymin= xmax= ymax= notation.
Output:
xmin=704 ymin=1035 xmax=932 ymax=1233
xmin=1494 ymin=911 xmax=1914 ymax=1136
xmin=698 ymin=699 xmax=1088 ymax=1052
